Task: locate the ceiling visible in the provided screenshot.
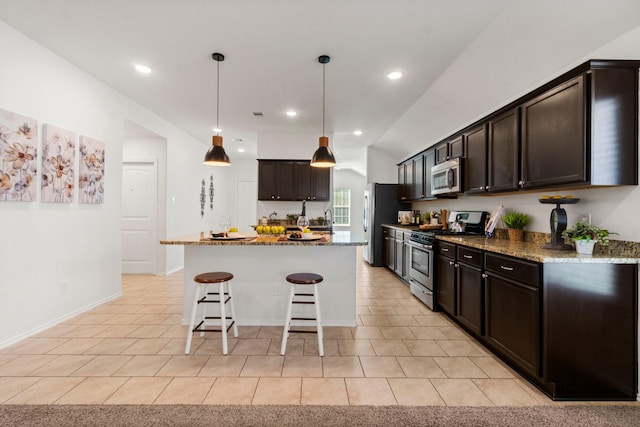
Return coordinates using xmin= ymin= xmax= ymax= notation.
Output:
xmin=1 ymin=1 xmax=639 ymax=176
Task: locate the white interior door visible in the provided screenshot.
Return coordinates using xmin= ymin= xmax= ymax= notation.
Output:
xmin=122 ymin=161 xmax=158 ymax=274
xmin=236 ymin=181 xmax=257 ymax=233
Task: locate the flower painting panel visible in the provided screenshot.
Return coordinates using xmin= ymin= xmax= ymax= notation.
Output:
xmin=79 ymin=136 xmax=105 ymax=204
xmin=42 ymin=124 xmax=75 ymax=203
xmin=0 ymin=108 xmax=38 ymax=202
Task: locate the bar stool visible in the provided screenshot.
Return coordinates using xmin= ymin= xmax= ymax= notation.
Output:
xmin=280 ymin=273 xmax=324 ymax=357
xmin=185 ymin=272 xmax=238 ymax=355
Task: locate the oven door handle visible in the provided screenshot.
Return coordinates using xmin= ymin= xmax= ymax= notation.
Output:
xmin=407 ymin=242 xmax=433 ymax=251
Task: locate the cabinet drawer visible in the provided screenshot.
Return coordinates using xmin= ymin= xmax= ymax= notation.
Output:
xmin=383 ymin=227 xmax=396 ymax=238
xmin=457 ymin=246 xmax=483 ymax=268
xmin=485 ymin=253 xmax=540 ymax=287
xmin=438 ymin=241 xmax=456 ymax=257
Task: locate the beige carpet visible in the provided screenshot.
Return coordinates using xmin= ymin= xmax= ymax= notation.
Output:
xmin=1 ymin=404 xmax=639 ymax=426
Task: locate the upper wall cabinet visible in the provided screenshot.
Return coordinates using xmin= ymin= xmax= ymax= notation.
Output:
xmin=258 ymin=160 xmax=330 ymax=201
xmin=520 ymin=65 xmax=638 ymax=189
xmin=401 ymin=60 xmax=640 ymax=197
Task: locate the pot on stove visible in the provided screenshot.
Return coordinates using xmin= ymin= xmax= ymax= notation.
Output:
xmin=450 ymin=214 xmax=466 ymax=233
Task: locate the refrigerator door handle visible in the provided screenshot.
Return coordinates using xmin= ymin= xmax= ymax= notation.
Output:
xmin=363 ymin=194 xmax=368 ymax=232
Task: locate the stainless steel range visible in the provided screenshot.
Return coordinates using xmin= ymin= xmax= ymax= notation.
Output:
xmin=408 ymin=211 xmax=489 ymax=310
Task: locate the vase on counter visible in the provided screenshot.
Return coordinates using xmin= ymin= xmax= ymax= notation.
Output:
xmin=507 ymin=228 xmax=524 ymax=242
xmin=575 ymin=239 xmax=597 ymax=255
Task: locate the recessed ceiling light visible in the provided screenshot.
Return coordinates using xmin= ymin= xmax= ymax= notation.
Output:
xmin=134 ymin=64 xmax=153 ymax=74
xmin=386 ymin=70 xmax=404 ymax=80
xmin=237 ymin=148 xmax=245 ymax=153
xmin=286 ymin=110 xmax=298 ymax=117
xmin=353 ymin=130 xmax=363 ymax=136
xmin=213 ymin=127 xmax=222 ymax=133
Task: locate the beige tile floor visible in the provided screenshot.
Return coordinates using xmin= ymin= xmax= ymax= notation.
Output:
xmin=0 ymin=257 xmax=558 ymax=406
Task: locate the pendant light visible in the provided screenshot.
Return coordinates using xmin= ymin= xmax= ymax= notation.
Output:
xmin=204 ymin=52 xmax=231 ymax=166
xmin=310 ymin=54 xmax=336 ymax=168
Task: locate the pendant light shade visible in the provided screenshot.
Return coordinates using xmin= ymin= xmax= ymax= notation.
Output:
xmin=204 ymin=52 xmax=230 ymax=166
xmin=311 ymin=55 xmax=336 ymax=168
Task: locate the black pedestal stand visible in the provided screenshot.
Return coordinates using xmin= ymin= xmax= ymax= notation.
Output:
xmin=539 ymin=197 xmax=579 ymax=250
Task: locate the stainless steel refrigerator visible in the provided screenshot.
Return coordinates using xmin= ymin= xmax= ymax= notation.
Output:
xmin=363 ymin=183 xmax=410 ymax=266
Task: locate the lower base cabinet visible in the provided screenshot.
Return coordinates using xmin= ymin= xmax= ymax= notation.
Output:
xmin=435 ymin=241 xmax=637 ymax=401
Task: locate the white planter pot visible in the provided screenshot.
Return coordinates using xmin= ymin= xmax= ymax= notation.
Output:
xmin=575 ymin=239 xmax=597 ymax=255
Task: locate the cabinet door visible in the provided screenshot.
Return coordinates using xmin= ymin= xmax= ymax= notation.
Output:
xmin=436 ymin=253 xmax=456 ymax=315
xmin=385 ymin=236 xmax=395 ymax=270
xmin=488 ymin=108 xmax=519 ymax=192
xmin=397 ymin=164 xmax=409 ymax=202
xmin=521 ymin=75 xmax=586 ymax=189
xmin=294 ymin=161 xmax=311 ymax=200
xmin=456 ymin=262 xmax=483 ymax=336
xmin=412 ymin=154 xmax=425 ymax=200
xmin=277 ymin=161 xmax=295 ymax=200
xmin=394 ymin=238 xmax=403 ymax=276
xmin=423 ymin=149 xmax=435 ymax=199
xmin=402 ymin=237 xmax=411 ymax=282
xmin=463 ymin=124 xmax=487 ymax=194
xmin=449 ymin=135 xmax=464 ymax=159
xmin=258 ymin=161 xmax=277 ymax=200
xmin=485 ymin=273 xmax=540 ymax=377
xmin=310 ymin=167 xmax=330 ymax=201
xmin=435 ymin=142 xmax=449 ymax=164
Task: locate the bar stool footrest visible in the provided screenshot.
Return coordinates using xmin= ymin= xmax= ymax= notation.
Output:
xmin=193 ymin=319 xmax=235 ymax=334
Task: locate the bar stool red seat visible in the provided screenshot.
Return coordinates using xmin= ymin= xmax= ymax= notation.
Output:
xmin=185 ymin=271 xmax=238 ymax=355
xmin=280 ymin=272 xmax=324 ymax=356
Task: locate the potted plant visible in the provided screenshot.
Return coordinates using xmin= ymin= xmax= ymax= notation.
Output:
xmin=501 ymin=212 xmax=531 ymax=241
xmin=562 ymin=219 xmax=615 ymax=255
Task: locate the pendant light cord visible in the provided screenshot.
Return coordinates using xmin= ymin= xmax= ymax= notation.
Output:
xmin=216 ymin=59 xmax=220 ymax=135
xmin=322 ymin=62 xmax=326 ymax=137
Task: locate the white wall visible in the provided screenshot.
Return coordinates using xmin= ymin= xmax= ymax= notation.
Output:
xmin=366 ymin=146 xmax=397 ymax=184
xmin=0 ymin=20 xmax=241 ymax=346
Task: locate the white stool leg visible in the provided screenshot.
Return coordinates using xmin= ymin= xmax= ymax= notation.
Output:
xmin=313 ymin=283 xmax=324 ymax=357
xmin=226 ymin=281 xmax=238 ymax=337
xmin=219 ymin=281 xmax=228 ymax=355
xmin=280 ymin=284 xmax=295 ymax=355
xmin=185 ymin=283 xmax=202 ymax=354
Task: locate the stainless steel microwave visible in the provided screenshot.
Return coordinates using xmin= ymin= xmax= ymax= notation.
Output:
xmin=431 ymin=158 xmax=462 ymax=195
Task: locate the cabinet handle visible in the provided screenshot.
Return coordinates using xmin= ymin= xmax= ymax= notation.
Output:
xmin=449 ymin=261 xmax=455 ymax=266
xmin=271 ymin=196 xmax=275 ymax=199
xmin=480 ymin=186 xmax=485 ymax=190
xmin=486 ymin=186 xmax=490 ymax=191
xmin=463 ymin=254 xmax=473 ymax=259
xmin=442 ymin=248 xmax=449 ymax=252
xmin=500 ymin=265 xmax=514 ymax=271
xmin=482 ymin=273 xmax=488 ymax=278
xmin=421 ymin=290 xmax=433 ymax=296
xmin=454 ymin=263 xmax=459 ymax=268
xmin=518 ymin=180 xmax=525 ymax=187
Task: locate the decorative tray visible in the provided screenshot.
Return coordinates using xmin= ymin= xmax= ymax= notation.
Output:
xmin=538 ymin=196 xmax=580 ymax=204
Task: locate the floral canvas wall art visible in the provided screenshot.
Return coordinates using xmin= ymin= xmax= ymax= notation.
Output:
xmin=42 ymin=124 xmax=75 ymax=203
xmin=0 ymin=108 xmax=38 ymax=202
xmin=78 ymin=135 xmax=105 ymax=204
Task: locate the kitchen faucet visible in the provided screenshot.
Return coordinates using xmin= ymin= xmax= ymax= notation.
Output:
xmin=324 ymin=208 xmax=333 ymax=234
xmin=269 ymin=211 xmax=277 ymax=220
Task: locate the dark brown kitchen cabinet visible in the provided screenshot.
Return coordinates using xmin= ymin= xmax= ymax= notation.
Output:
xmin=397 ymin=162 xmax=411 ymax=202
xmin=394 ymin=235 xmax=404 ymax=277
xmin=383 ymin=227 xmax=395 ymax=270
xmin=436 ymin=242 xmax=456 ymax=315
xmin=258 ymin=160 xmax=294 ymax=200
xmin=435 ymin=136 xmax=463 ymax=164
xmin=411 ymin=154 xmax=425 ymax=200
xmin=487 ymin=108 xmax=520 ymax=192
xmin=543 ymin=263 xmax=637 ymax=400
xmin=294 ymin=161 xmax=330 ymax=201
xmin=484 ymin=261 xmax=541 ymax=378
xmin=462 ymin=125 xmax=487 ymax=194
xmin=521 ymin=75 xmax=586 ymax=189
xmin=258 ymin=160 xmax=329 ymax=201
xmin=456 ymin=246 xmax=484 ymax=335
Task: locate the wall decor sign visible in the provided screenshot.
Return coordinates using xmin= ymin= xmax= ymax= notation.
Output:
xmin=42 ymin=124 xmax=75 ymax=203
xmin=200 ymin=178 xmax=206 ymax=217
xmin=0 ymin=108 xmax=38 ymax=202
xmin=209 ymin=174 xmax=214 ymax=210
xmin=78 ymin=135 xmax=105 ymax=204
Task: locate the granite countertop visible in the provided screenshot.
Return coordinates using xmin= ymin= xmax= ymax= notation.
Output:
xmin=436 ymin=235 xmax=639 ymax=264
xmin=160 ymin=231 xmax=367 ymax=247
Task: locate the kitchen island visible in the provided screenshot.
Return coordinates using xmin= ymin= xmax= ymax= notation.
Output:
xmin=161 ymin=232 xmax=367 ymax=327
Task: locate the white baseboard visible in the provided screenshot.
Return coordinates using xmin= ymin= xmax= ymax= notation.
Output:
xmin=0 ymin=291 xmax=123 ymax=349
